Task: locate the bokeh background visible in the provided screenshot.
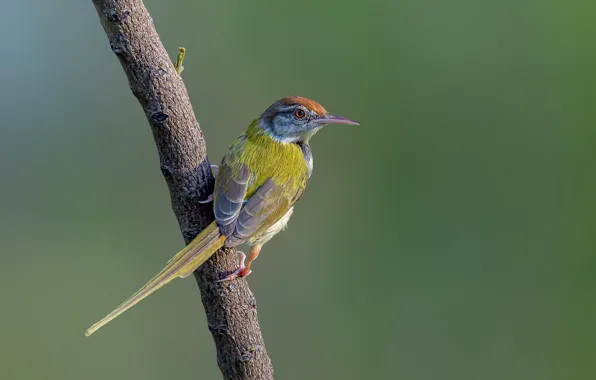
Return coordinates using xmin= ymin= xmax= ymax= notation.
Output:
xmin=1 ymin=0 xmax=594 ymax=379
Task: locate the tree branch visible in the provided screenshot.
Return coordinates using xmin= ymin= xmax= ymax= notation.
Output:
xmin=91 ymin=1 xmax=274 ymax=378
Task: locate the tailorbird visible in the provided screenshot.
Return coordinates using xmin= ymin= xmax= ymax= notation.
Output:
xmin=85 ymin=96 xmax=358 ymax=336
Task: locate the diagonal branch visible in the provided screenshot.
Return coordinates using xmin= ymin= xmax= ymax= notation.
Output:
xmin=91 ymin=1 xmax=274 ymax=378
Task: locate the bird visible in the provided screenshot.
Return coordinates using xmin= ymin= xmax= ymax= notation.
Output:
xmin=85 ymin=96 xmax=358 ymax=336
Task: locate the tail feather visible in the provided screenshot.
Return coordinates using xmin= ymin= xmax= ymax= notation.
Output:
xmin=85 ymin=222 xmax=225 ymax=337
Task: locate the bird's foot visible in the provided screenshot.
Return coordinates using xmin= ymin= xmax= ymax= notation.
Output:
xmin=216 ymin=251 xmax=252 ymax=282
xmin=198 ymin=165 xmax=219 ymax=204
xmin=198 ymin=194 xmax=213 ymax=204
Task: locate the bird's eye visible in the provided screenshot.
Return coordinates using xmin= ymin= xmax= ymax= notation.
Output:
xmin=294 ymin=109 xmax=306 ymax=119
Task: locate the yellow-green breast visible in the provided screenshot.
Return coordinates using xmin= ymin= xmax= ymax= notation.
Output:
xmin=230 ymin=119 xmax=309 ymax=198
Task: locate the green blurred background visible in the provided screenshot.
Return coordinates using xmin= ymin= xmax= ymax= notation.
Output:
xmin=1 ymin=0 xmax=594 ymax=379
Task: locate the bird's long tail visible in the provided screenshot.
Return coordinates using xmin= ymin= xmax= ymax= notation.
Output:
xmin=85 ymin=221 xmax=225 ymax=337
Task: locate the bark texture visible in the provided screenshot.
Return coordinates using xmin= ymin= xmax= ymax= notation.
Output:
xmin=91 ymin=1 xmax=274 ymax=378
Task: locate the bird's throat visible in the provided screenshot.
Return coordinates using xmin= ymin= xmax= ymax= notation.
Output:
xmin=256 ymin=118 xmax=320 ymax=144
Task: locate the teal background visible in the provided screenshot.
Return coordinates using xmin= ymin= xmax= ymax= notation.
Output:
xmin=1 ymin=0 xmax=594 ymax=379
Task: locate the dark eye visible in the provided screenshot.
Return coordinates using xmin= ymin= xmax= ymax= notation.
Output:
xmin=294 ymin=109 xmax=306 ymax=119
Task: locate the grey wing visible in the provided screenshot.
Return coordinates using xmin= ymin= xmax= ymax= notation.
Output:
xmin=214 ymin=164 xmax=251 ymax=236
xmin=224 ymin=178 xmax=283 ymax=247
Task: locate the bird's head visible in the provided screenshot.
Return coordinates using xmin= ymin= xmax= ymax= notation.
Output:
xmin=259 ymin=96 xmax=358 ymax=143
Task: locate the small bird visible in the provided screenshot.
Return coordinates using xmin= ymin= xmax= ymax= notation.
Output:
xmin=85 ymin=96 xmax=358 ymax=336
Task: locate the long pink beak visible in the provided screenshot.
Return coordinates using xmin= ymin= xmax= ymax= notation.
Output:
xmin=313 ymin=114 xmax=359 ymax=125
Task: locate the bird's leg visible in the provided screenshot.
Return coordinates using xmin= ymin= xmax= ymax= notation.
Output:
xmin=242 ymin=244 xmax=261 ymax=275
xmin=217 ymin=245 xmax=261 ymax=282
xmin=216 ymin=251 xmax=247 ymax=282
xmin=210 ymin=164 xmax=219 ymax=177
xmin=198 ymin=165 xmax=219 ymax=204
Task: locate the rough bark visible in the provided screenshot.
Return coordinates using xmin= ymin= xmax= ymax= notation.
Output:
xmin=91 ymin=1 xmax=274 ymax=378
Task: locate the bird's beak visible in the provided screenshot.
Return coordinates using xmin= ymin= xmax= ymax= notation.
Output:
xmin=313 ymin=114 xmax=359 ymax=125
